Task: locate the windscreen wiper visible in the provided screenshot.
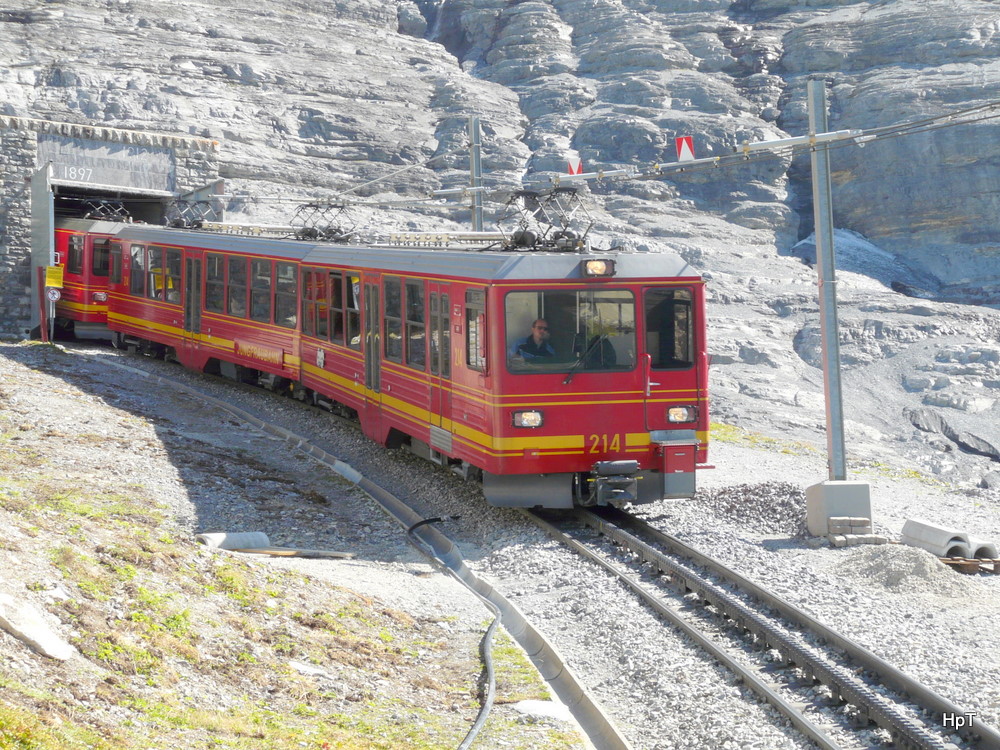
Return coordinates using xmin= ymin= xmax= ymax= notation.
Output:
xmin=562 ymin=334 xmax=606 ymax=385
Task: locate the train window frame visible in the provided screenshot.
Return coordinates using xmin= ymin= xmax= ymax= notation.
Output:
xmin=328 ymin=271 xmax=344 ymax=343
xmin=405 ymin=280 xmax=426 ymax=370
xmin=227 ymin=256 xmax=247 ymax=318
xmin=129 ymin=244 xmax=145 ymax=296
xmin=643 ymin=286 xmax=694 ymax=370
xmin=346 ymin=273 xmax=361 ymax=350
xmin=146 ymin=246 xmax=164 ymax=301
xmin=504 ymin=288 xmax=636 ymax=375
xmin=302 ymin=268 xmax=328 ymax=340
xmin=109 ymin=243 xmax=122 ymax=285
xmin=250 ymin=259 xmax=272 ymax=323
xmin=92 ymin=239 xmax=110 ymax=278
xmin=164 ymin=249 xmax=181 ymax=304
xmin=205 ymin=253 xmax=225 ymax=313
xmin=275 ymin=262 xmax=298 ymax=330
xmin=466 ymin=288 xmax=487 ymax=373
xmin=440 ymin=293 xmax=451 ymax=378
xmin=67 ymin=235 xmax=84 ymax=275
xmin=383 ymin=276 xmax=403 ymax=363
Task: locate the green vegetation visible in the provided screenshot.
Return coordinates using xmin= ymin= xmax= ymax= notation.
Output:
xmin=710 ymin=421 xmax=819 ymax=455
xmin=0 ymin=346 xmax=584 ymax=750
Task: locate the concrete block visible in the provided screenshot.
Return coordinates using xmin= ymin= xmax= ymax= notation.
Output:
xmin=900 ymin=519 xmax=971 ymax=558
xmin=806 ymin=481 xmax=872 ymax=537
xmin=828 ymin=534 xmax=847 ymax=548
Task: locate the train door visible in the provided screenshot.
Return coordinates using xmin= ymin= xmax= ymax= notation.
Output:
xmin=362 ymin=280 xmax=382 ymax=440
xmin=642 ymin=286 xmax=700 ymax=497
xmin=428 ymin=284 xmax=453 ymax=442
xmin=181 ymin=253 xmax=203 ymax=365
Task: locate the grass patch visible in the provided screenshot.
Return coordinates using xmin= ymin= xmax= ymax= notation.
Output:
xmin=491 ymin=629 xmax=551 ymax=704
xmin=0 ymin=701 xmax=118 ymax=750
xmin=710 ymin=422 xmax=818 ymax=455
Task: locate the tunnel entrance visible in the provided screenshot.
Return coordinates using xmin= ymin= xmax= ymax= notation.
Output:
xmin=0 ymin=118 xmax=224 ymax=338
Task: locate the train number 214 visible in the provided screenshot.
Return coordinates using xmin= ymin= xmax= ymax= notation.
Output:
xmin=588 ymin=433 xmax=621 ymax=453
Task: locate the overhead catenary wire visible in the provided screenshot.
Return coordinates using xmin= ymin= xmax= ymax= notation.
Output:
xmin=55 ymin=98 xmax=1000 ymax=211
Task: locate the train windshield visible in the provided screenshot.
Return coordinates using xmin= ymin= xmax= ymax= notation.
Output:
xmin=505 ymin=289 xmax=635 ymax=373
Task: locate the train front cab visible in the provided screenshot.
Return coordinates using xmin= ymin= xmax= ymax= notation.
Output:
xmin=53 ymin=221 xmax=113 ymax=339
xmin=482 ymin=273 xmax=709 ymax=509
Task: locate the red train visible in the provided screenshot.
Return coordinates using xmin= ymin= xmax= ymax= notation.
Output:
xmin=52 ymin=216 xmax=710 ymax=508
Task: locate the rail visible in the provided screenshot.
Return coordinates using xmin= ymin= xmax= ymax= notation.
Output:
xmin=524 ymin=507 xmax=996 ymax=750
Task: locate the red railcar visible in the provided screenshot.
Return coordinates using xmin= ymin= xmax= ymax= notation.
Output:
xmin=52 ymin=218 xmax=116 ymax=339
xmin=68 ymin=219 xmax=710 ymax=508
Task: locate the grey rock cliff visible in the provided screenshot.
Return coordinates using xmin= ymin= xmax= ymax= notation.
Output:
xmin=3 ymin=0 xmax=1000 ymax=488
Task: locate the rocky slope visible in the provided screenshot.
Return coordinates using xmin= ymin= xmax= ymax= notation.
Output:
xmin=4 ymin=0 xmax=1000 ymax=488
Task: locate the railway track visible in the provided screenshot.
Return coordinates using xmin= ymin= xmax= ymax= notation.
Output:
xmin=63 ymin=343 xmax=999 ymax=749
xmin=524 ymin=506 xmax=1000 ymax=750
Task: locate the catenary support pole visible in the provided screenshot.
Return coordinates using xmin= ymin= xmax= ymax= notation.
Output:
xmin=468 ymin=116 xmax=484 ymax=231
xmin=808 ymin=78 xmax=848 ymax=481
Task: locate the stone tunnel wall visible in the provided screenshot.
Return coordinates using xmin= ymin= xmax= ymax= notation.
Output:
xmin=0 ymin=116 xmax=219 ymax=338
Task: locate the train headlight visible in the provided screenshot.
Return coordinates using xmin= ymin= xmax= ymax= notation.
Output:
xmin=93 ymin=292 xmax=108 ymax=302
xmin=582 ymin=259 xmax=616 ymax=277
xmin=513 ymin=410 xmax=544 ymax=428
xmin=667 ymin=406 xmax=697 ymax=423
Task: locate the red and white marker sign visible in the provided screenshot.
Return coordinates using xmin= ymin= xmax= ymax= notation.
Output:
xmin=567 ymin=158 xmax=583 ymax=175
xmin=675 ymin=136 xmax=695 ymax=162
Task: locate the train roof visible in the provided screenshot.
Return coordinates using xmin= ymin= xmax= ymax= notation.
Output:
xmin=55 ymin=218 xmax=699 ymax=282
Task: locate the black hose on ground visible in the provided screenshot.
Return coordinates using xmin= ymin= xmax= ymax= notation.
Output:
xmin=406 ymin=516 xmax=500 ymax=750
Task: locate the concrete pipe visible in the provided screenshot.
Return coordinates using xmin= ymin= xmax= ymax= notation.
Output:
xmin=900 ymin=519 xmax=972 ymax=558
xmin=967 ymin=538 xmax=999 ymax=560
xmin=195 ymin=531 xmax=270 ymax=550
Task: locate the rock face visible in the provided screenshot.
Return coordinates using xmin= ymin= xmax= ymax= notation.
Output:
xmin=2 ymin=0 xmax=1000 ymax=487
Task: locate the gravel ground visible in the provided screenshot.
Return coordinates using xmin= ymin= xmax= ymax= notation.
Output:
xmin=11 ymin=341 xmax=1000 ymax=749
xmin=0 ymin=342 xmax=586 ymax=748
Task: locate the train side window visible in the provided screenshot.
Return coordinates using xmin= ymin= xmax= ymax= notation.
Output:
xmin=205 ymin=253 xmax=224 ymax=312
xmin=430 ymin=294 xmax=439 ymax=375
xmin=383 ymin=277 xmax=402 ymax=362
xmin=109 ymin=243 xmax=122 ymax=285
xmin=302 ymin=268 xmax=326 ymax=339
xmin=644 ymin=287 xmax=693 ymax=369
xmin=129 ymin=245 xmax=145 ymax=296
xmin=466 ymin=289 xmax=486 ymax=372
xmin=346 ymin=274 xmax=361 ymax=350
xmin=227 ymin=256 xmax=247 ymax=318
xmin=405 ymin=280 xmax=426 ymax=370
xmin=92 ymin=240 xmax=110 ymax=277
xmin=68 ymin=236 xmax=83 ymax=275
xmin=250 ymin=259 xmax=272 ymax=323
xmin=328 ymin=271 xmax=343 ymax=343
xmin=275 ymin=262 xmax=298 ymax=329
xmin=165 ymin=249 xmax=181 ymax=303
xmin=441 ymin=293 xmax=451 ymax=378
xmin=146 ymin=246 xmax=164 ymax=300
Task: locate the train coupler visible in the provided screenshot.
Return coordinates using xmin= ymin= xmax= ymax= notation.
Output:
xmin=592 ymin=460 xmax=641 ymax=506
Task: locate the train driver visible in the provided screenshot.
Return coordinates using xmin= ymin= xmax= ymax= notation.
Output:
xmin=509 ymin=318 xmax=555 ymax=361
